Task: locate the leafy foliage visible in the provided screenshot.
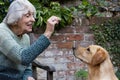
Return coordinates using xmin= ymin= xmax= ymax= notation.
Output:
xmin=90 ymin=18 xmax=120 ymax=68
xmin=116 ymin=68 xmax=120 ymax=80
xmin=0 ymin=0 xmax=10 ymax=22
xmin=71 ymin=0 xmax=99 ymax=19
xmin=79 ymin=0 xmax=98 ymax=18
xmin=75 ymin=69 xmax=88 ymax=78
xmin=29 ymin=0 xmax=74 ymax=31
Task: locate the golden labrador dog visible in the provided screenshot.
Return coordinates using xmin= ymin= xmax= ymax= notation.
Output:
xmin=73 ymin=45 xmax=118 ymax=80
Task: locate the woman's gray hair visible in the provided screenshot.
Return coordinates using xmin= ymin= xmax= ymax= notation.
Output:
xmin=3 ymin=0 xmax=36 ymax=25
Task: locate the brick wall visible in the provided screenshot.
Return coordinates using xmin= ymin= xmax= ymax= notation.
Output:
xmin=29 ymin=17 xmax=95 ymax=80
xmin=29 ymin=0 xmax=119 ymax=79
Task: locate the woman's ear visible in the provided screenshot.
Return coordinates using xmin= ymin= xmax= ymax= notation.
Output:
xmin=91 ymin=48 xmax=107 ymax=66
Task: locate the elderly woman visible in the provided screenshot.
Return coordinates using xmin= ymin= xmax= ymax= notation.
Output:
xmin=0 ymin=0 xmax=60 ymax=80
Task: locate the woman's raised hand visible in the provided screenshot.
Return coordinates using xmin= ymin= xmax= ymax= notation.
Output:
xmin=44 ymin=16 xmax=61 ymax=38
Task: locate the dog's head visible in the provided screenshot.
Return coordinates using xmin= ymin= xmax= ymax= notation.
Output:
xmin=73 ymin=45 xmax=108 ymax=66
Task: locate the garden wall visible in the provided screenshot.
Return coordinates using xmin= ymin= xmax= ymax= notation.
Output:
xmin=29 ymin=0 xmax=120 ymax=80
xmin=30 ymin=17 xmax=105 ymax=80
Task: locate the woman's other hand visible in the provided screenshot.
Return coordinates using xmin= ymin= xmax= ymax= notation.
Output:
xmin=27 ymin=76 xmax=35 ymax=80
xmin=44 ymin=16 xmax=61 ymax=38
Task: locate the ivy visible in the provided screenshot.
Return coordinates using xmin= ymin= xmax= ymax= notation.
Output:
xmin=71 ymin=0 xmax=99 ymax=19
xmin=90 ymin=18 xmax=120 ymax=68
xmin=78 ymin=0 xmax=98 ymax=18
xmin=0 ymin=0 xmax=10 ymax=22
xmin=91 ymin=18 xmax=120 ymax=79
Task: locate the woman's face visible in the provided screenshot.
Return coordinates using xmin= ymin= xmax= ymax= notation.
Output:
xmin=17 ymin=11 xmax=35 ymax=34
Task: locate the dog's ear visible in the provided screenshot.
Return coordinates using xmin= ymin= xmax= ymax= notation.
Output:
xmin=91 ymin=48 xmax=107 ymax=66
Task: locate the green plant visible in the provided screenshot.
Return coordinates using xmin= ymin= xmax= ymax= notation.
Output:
xmin=90 ymin=18 xmax=120 ymax=80
xmin=29 ymin=0 xmax=73 ymax=32
xmin=116 ymin=69 xmax=120 ymax=80
xmin=76 ymin=0 xmax=99 ymax=19
xmin=0 ymin=0 xmax=10 ymax=22
xmin=90 ymin=18 xmax=120 ymax=70
xmin=75 ymin=69 xmax=88 ymax=79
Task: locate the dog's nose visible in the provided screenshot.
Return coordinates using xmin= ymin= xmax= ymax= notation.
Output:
xmin=72 ymin=47 xmax=76 ymax=51
xmin=72 ymin=47 xmax=76 ymax=56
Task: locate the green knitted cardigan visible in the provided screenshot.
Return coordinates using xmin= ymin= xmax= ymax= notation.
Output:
xmin=0 ymin=23 xmax=50 ymax=80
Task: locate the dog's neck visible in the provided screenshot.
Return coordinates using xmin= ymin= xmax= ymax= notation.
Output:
xmin=87 ymin=57 xmax=118 ymax=80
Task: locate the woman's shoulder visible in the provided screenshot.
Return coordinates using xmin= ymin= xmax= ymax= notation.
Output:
xmin=0 ymin=23 xmax=9 ymax=33
xmin=0 ymin=23 xmax=14 ymax=36
xmin=0 ymin=23 xmax=10 ymax=31
xmin=0 ymin=22 xmax=6 ymax=28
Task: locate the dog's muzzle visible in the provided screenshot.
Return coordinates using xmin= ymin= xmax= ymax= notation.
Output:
xmin=72 ymin=47 xmax=84 ymax=62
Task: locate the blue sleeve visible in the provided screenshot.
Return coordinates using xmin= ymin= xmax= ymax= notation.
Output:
xmin=21 ymin=35 xmax=50 ymax=66
xmin=0 ymin=29 xmax=50 ymax=66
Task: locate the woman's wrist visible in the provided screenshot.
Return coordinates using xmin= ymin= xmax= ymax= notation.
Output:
xmin=43 ymin=32 xmax=52 ymax=39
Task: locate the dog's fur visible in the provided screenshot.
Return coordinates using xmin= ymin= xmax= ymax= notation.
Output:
xmin=73 ymin=45 xmax=118 ymax=80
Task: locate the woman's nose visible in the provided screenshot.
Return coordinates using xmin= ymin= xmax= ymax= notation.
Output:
xmin=31 ymin=16 xmax=35 ymax=22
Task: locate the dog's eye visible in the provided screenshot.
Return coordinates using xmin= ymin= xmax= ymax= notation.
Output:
xmin=87 ymin=48 xmax=90 ymax=51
